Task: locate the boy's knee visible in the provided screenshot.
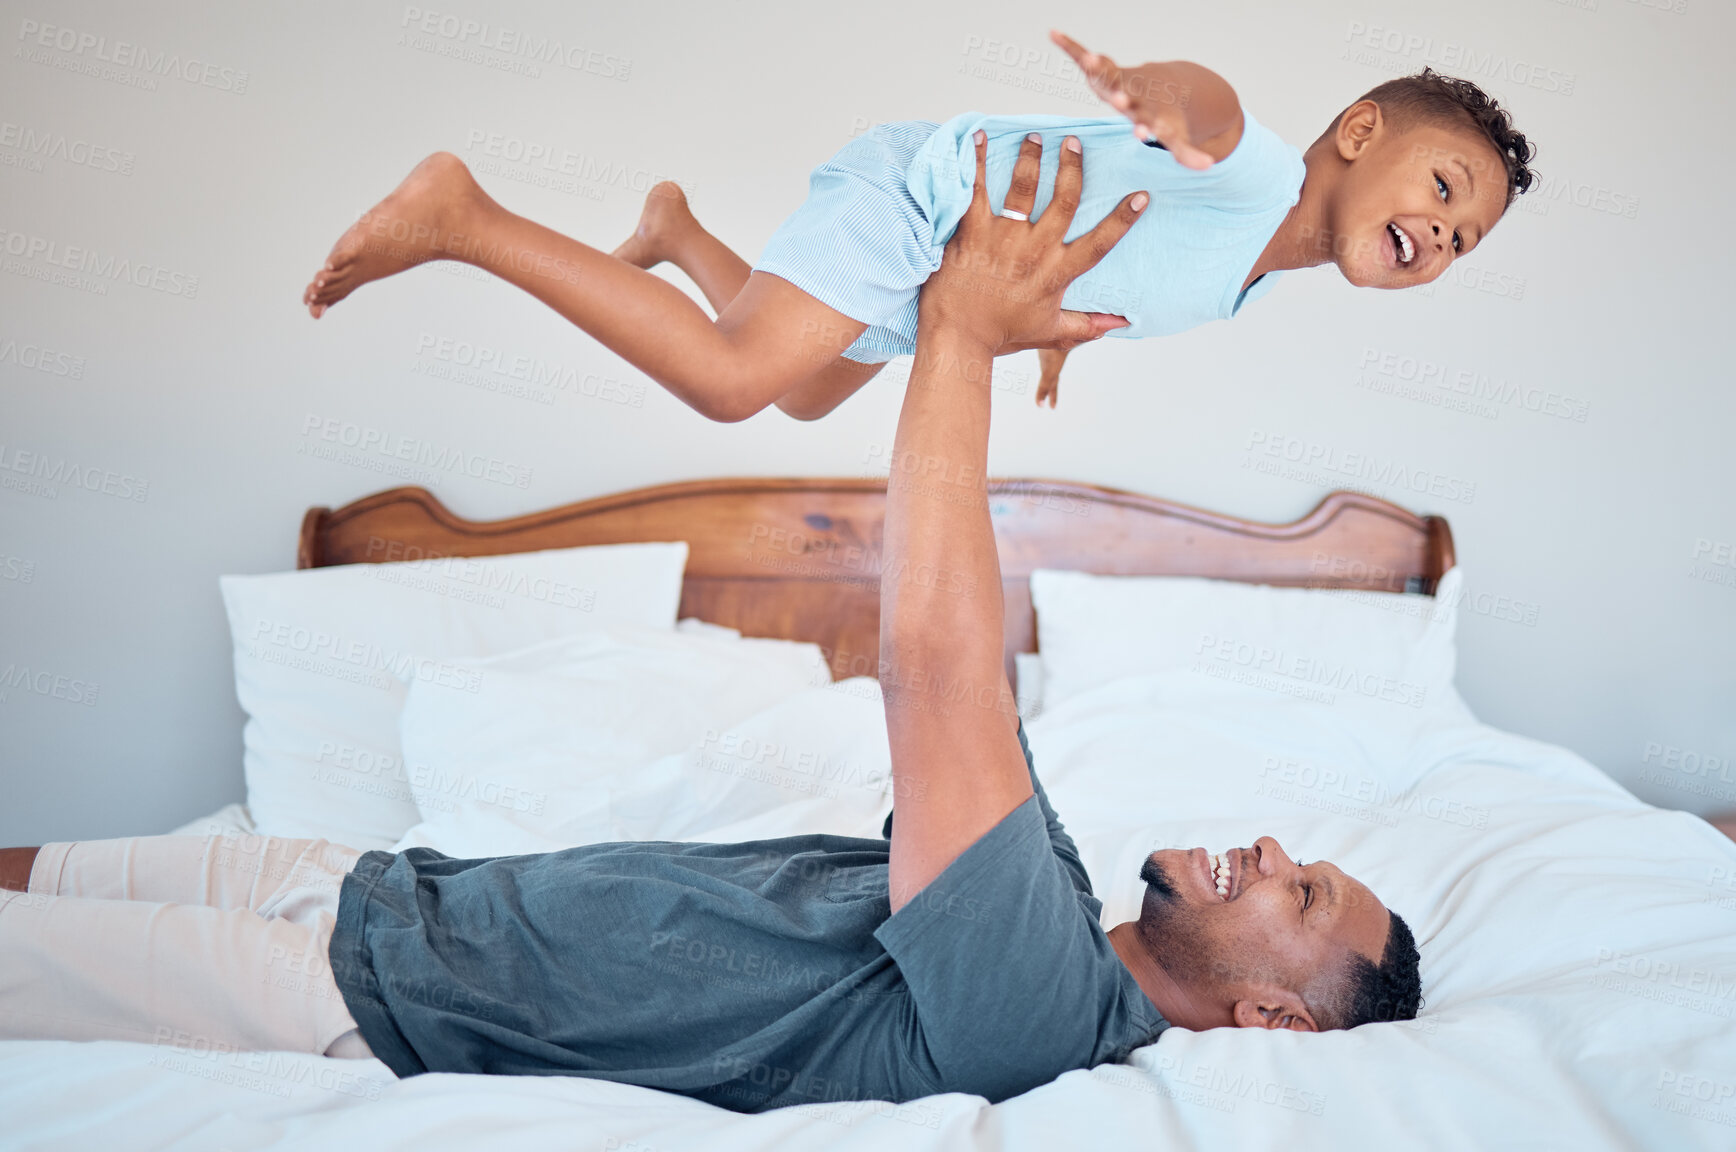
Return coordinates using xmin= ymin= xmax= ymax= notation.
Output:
xmin=691 ymin=363 xmax=777 ymax=423
xmin=773 ymin=393 xmax=831 ymax=422
xmin=698 ymin=392 xmax=765 ymax=424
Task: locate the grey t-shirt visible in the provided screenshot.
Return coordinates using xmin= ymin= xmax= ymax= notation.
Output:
xmin=328 ymin=720 xmax=1168 ymax=1111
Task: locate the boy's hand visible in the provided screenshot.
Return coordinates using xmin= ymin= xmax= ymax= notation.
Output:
xmin=1051 ymin=30 xmax=1216 ymax=170
xmin=918 ymin=131 xmax=1145 ymax=357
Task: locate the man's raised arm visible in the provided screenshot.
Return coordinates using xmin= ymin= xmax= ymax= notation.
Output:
xmin=881 ymin=131 xmax=1146 ymax=913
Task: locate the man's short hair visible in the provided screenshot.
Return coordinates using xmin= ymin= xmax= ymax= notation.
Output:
xmin=1320 ymin=910 xmax=1423 ymax=1029
xmin=1327 ymin=68 xmax=1538 ymax=210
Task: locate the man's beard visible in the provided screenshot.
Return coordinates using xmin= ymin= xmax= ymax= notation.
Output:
xmin=1136 ymin=856 xmax=1230 ymax=992
xmin=1136 ymin=855 xmax=1277 ymax=995
xmin=1140 ymin=853 xmax=1179 ymax=900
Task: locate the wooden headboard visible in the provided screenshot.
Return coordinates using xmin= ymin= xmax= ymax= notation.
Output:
xmin=299 ymin=478 xmax=1455 ymax=681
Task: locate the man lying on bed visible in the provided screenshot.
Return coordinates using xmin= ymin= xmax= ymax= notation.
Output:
xmin=0 ymin=133 xmax=1420 ymax=1113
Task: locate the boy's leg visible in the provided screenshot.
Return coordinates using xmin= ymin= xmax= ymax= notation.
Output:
xmin=302 ymin=154 xmax=869 ymax=423
xmin=611 ymin=182 xmax=752 ymax=314
xmin=774 ymin=358 xmax=889 ymax=422
xmin=609 ymin=181 xmax=887 ymax=421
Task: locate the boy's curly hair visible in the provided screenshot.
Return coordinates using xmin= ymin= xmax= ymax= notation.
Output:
xmin=1330 ymin=67 xmax=1538 ymax=211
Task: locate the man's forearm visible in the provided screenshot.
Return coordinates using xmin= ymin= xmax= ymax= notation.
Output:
xmin=875 ymin=123 xmax=1137 ymax=908
xmin=878 ymin=326 xmax=1009 ymax=709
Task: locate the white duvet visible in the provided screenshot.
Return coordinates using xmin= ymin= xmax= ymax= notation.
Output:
xmin=5 ymin=670 xmax=1734 ymax=1151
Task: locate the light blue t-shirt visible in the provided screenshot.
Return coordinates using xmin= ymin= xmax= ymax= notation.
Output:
xmin=807 ymin=111 xmax=1304 ymax=363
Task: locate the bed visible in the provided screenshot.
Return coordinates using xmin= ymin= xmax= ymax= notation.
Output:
xmin=4 ymin=478 xmax=1731 ymax=1152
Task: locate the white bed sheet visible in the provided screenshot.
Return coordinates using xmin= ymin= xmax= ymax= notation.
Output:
xmin=6 ymin=671 xmax=1734 ymax=1151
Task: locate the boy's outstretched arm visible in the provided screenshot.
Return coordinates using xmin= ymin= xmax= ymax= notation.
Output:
xmin=1051 ymin=31 xmax=1243 ymax=169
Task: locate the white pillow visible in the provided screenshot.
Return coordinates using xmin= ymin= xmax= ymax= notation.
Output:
xmin=219 ymin=541 xmax=687 ymax=849
xmin=590 ymin=678 xmax=895 ymax=847
xmin=1013 ymin=652 xmax=1046 ymax=720
xmin=1030 ymin=566 xmax=1463 ymax=716
xmin=390 ymin=625 xmax=832 ymax=856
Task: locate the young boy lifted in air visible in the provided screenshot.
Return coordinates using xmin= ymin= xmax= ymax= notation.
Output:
xmin=302 ymin=30 xmax=1535 ymax=418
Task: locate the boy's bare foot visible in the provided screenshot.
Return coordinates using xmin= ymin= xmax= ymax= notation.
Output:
xmin=302 ymin=152 xmax=490 ymax=319
xmin=611 ymin=181 xmax=697 ymax=269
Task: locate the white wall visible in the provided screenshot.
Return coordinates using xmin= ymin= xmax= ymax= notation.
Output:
xmin=3 ymin=0 xmax=1731 ymax=843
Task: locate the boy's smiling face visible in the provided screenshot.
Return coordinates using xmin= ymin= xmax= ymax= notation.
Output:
xmin=1318 ymin=101 xmax=1509 ymax=290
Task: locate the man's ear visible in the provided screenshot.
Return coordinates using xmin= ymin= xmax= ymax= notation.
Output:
xmin=1231 ymin=993 xmax=1320 ymax=1032
xmin=1334 ymin=99 xmax=1382 ymax=161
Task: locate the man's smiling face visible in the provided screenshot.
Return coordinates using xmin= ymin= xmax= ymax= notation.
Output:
xmin=1136 ymin=836 xmax=1393 ymax=1026
xmin=1324 ymin=113 xmax=1509 ymax=290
